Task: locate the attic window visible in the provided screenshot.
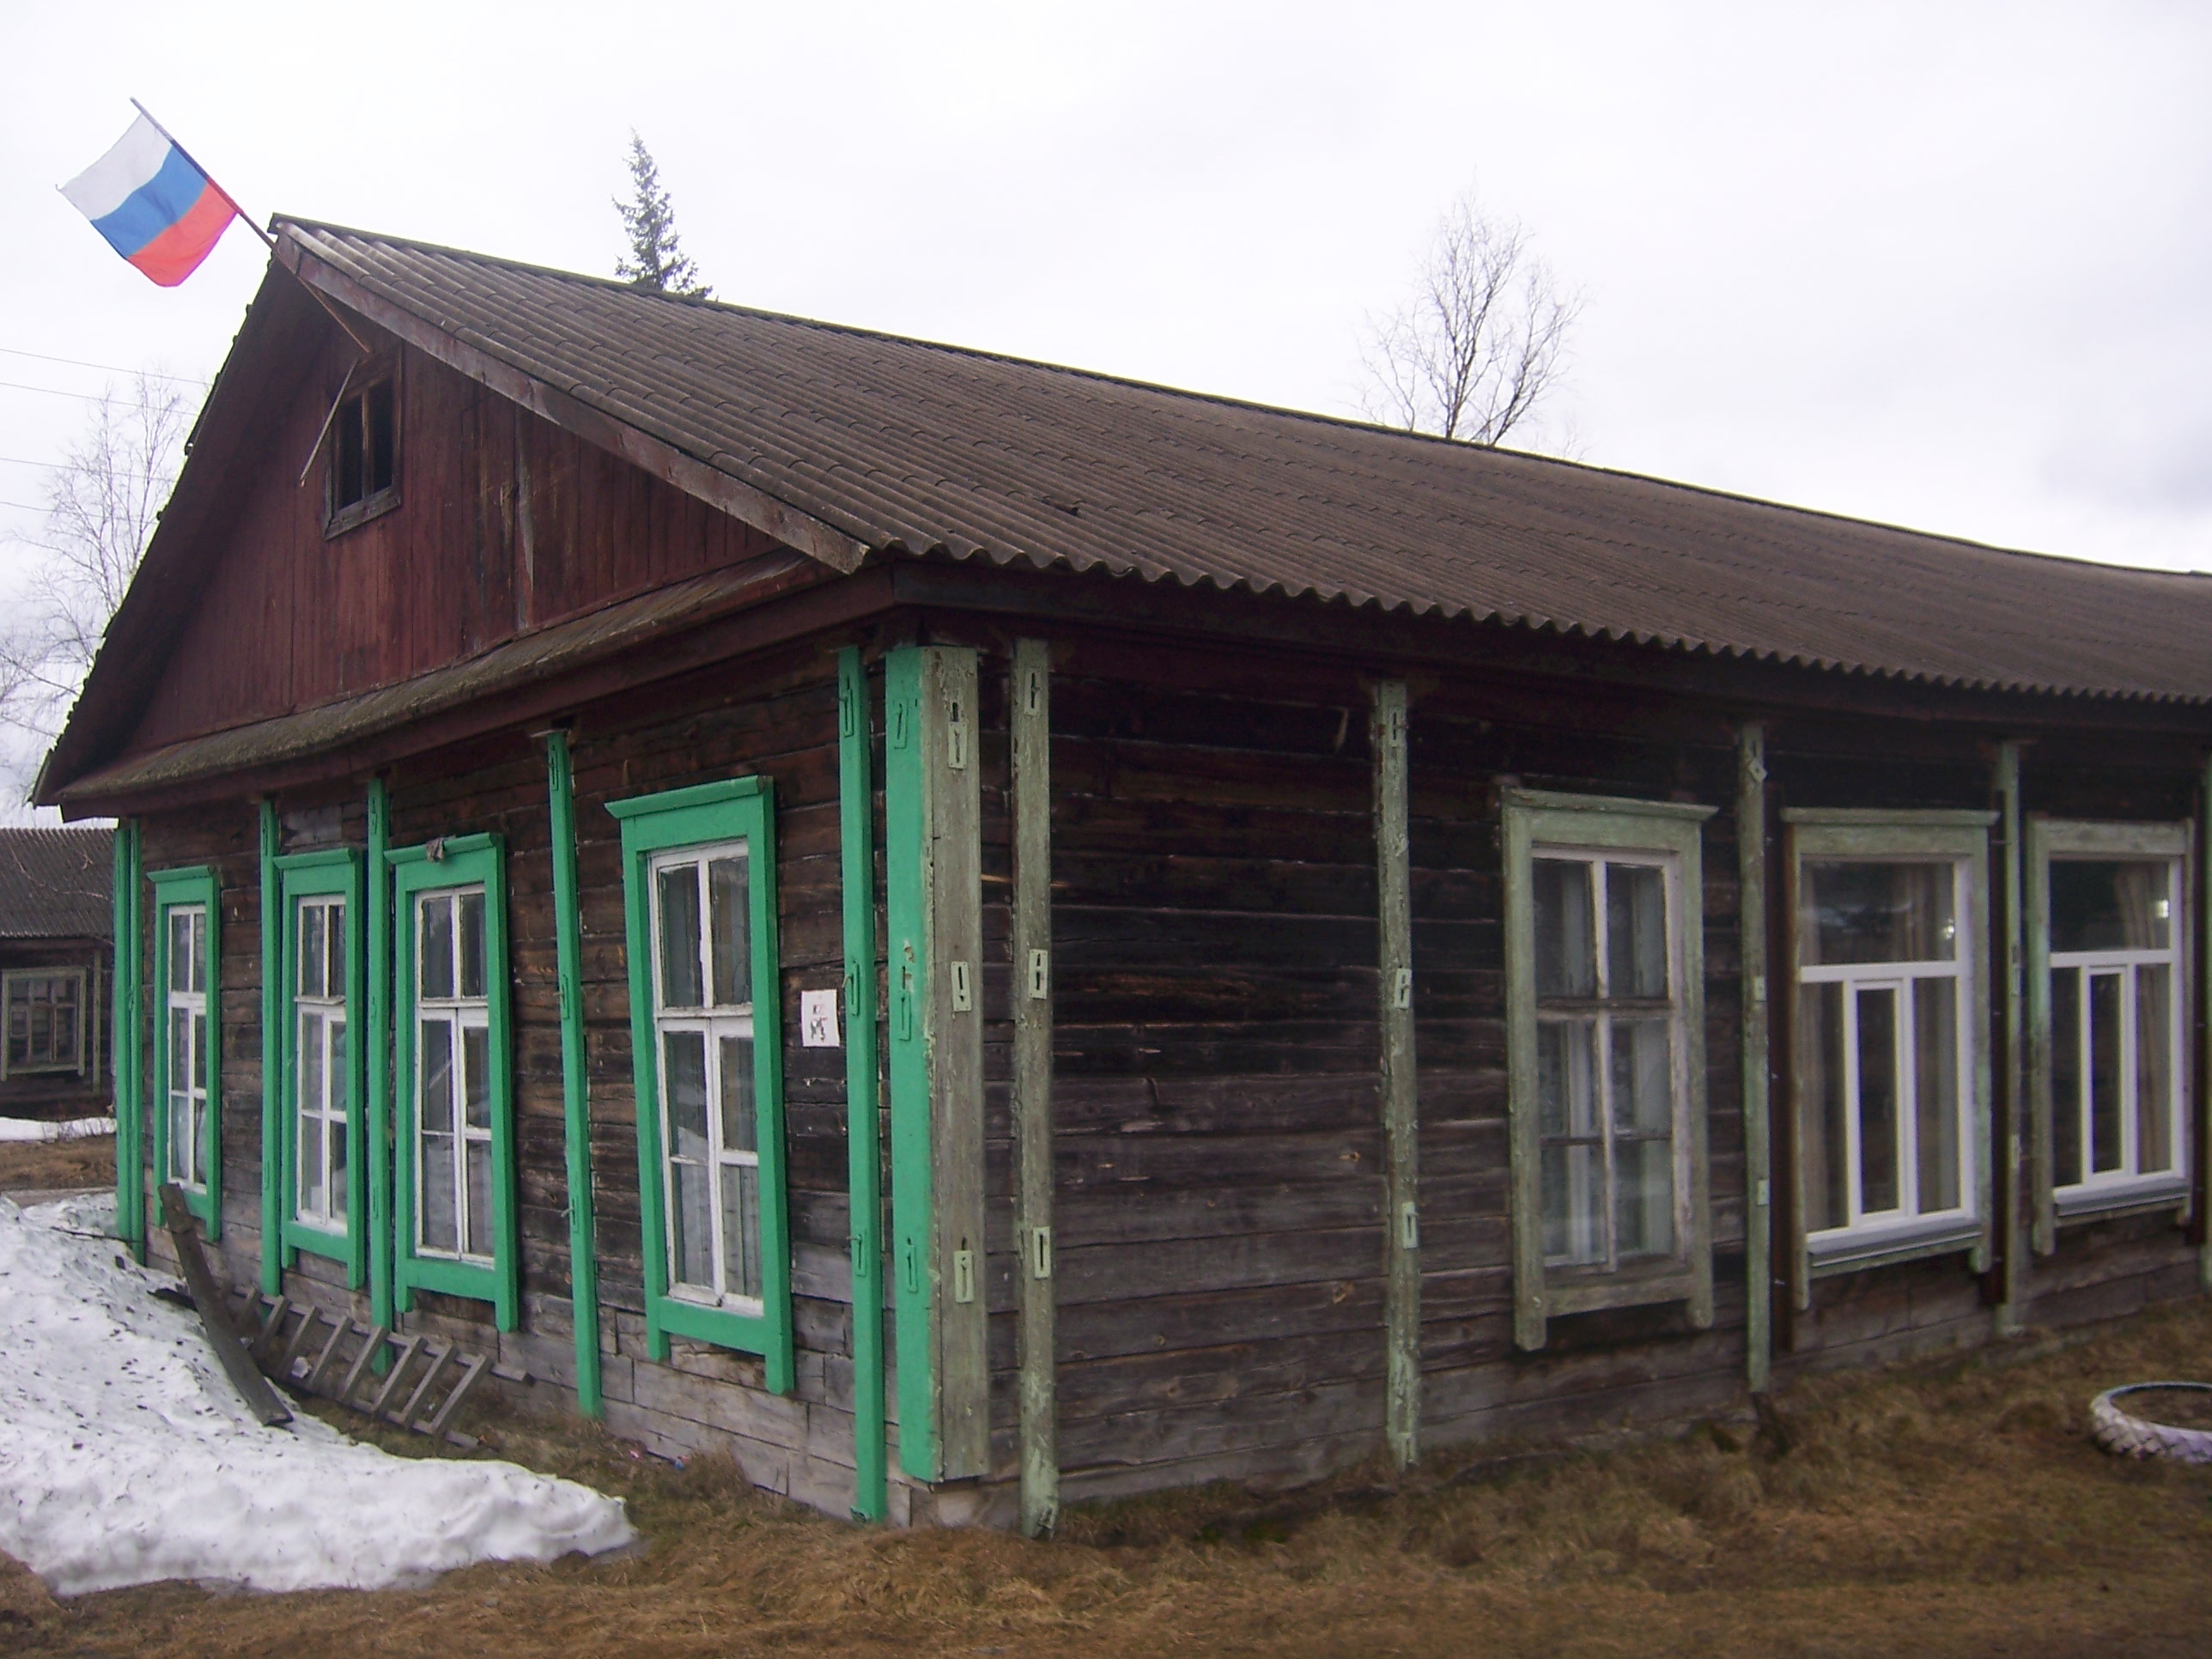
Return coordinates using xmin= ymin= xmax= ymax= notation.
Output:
xmin=325 ymin=375 xmax=398 ymax=534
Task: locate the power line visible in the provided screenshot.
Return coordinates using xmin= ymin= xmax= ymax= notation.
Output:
xmin=0 ymin=347 xmax=205 ymax=387
xmin=0 ymin=380 xmax=122 ymax=404
xmin=0 ymin=455 xmax=176 ymax=483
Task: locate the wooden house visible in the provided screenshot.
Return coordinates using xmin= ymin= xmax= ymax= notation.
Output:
xmin=0 ymin=826 xmax=113 ymax=1120
xmin=35 ymin=222 xmax=2212 ymax=1528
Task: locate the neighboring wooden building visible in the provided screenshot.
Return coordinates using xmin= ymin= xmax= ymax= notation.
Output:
xmin=36 ymin=222 xmax=2212 ymax=1528
xmin=0 ymin=827 xmax=112 ymax=1120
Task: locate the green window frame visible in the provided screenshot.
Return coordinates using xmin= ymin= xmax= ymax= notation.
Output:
xmin=387 ymin=835 xmax=520 ymax=1328
xmin=608 ymin=775 xmax=793 ymax=1389
xmin=1504 ymin=788 xmax=1717 ymax=1351
xmin=275 ymin=848 xmax=367 ymax=1283
xmin=149 ymin=866 xmax=221 ymax=1236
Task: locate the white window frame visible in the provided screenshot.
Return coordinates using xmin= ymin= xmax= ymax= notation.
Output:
xmin=411 ymin=884 xmax=494 ymax=1265
xmin=164 ymin=905 xmax=210 ymax=1190
xmin=294 ymin=892 xmax=349 ymax=1230
xmin=1785 ymin=810 xmax=1994 ymax=1290
xmin=1504 ymin=788 xmax=1715 ymax=1351
xmin=648 ymin=839 xmax=764 ymax=1315
xmin=2 ymin=967 xmax=89 ymax=1078
xmin=2027 ymin=818 xmax=2193 ymax=1226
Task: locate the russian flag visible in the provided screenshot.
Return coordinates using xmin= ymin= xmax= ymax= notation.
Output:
xmin=61 ymin=113 xmax=239 ymax=287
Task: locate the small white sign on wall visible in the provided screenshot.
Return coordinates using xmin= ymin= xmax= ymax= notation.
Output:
xmin=800 ymin=988 xmax=841 ymax=1048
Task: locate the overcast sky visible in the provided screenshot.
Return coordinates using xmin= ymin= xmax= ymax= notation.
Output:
xmin=2 ymin=0 xmax=2208 ymax=599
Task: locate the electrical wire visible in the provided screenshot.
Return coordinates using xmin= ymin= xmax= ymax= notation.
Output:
xmin=0 ymin=346 xmax=204 ymax=387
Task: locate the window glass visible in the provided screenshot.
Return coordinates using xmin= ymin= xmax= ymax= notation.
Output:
xmin=411 ymin=883 xmax=495 ymax=1264
xmin=2137 ymin=964 xmax=2172 ymax=1176
xmin=1607 ymin=865 xmax=1668 ymax=999
xmin=2051 ymin=860 xmax=2170 ymax=953
xmin=1533 ymin=860 xmax=1595 ymax=999
xmin=2052 ymin=966 xmax=2082 ymax=1186
xmin=421 ymin=894 xmax=454 ymax=1000
xmin=1912 ymin=978 xmax=1960 ymax=1213
xmin=459 ymin=890 xmax=486 ymax=1000
xmin=708 ymin=854 xmax=750 ymax=1007
xmin=658 ymin=864 xmax=703 ymax=1008
xmin=1802 ymin=862 xmax=1954 ymax=965
xmin=295 ymin=895 xmax=349 ymax=1229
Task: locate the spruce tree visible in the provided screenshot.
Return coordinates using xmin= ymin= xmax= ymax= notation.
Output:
xmin=614 ymin=133 xmax=712 ymax=298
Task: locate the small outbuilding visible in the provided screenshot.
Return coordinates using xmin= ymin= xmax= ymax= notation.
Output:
xmin=0 ymin=826 xmax=113 ymax=1120
xmin=35 ymin=222 xmax=2212 ymax=1528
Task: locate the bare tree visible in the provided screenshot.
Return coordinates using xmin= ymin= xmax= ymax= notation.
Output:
xmin=1359 ymin=188 xmax=1581 ymax=447
xmin=0 ymin=371 xmax=189 ymax=808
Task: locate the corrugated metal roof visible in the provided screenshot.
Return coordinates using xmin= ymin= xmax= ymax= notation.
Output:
xmin=265 ymin=223 xmax=2212 ymax=706
xmin=0 ymin=829 xmax=112 ymax=940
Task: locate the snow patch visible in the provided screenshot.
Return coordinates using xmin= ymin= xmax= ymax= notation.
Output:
xmin=0 ymin=1115 xmax=114 ymax=1142
xmin=0 ymin=1192 xmax=635 ymax=1595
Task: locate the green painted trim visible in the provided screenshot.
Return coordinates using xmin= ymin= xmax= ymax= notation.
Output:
xmin=148 ymin=865 xmax=222 ymax=1238
xmin=274 ymin=848 xmax=368 ymax=1284
xmin=545 ymin=731 xmax=605 ymax=1418
xmin=387 ymin=836 xmax=521 ymax=1330
xmin=884 ymin=646 xmax=937 ymax=1480
xmin=1736 ymin=724 xmax=1772 ymax=1392
xmin=1504 ymin=795 xmax=1712 ymax=1351
xmin=608 ymin=775 xmax=795 ymax=1389
xmin=258 ymin=804 xmax=282 ymax=1294
xmin=111 ymin=823 xmax=144 ymax=1255
xmin=838 ymin=650 xmax=888 ymax=1520
xmin=366 ymin=781 xmax=394 ymax=1335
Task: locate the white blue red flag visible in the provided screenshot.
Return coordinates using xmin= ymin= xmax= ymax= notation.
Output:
xmin=61 ymin=112 xmax=240 ymax=287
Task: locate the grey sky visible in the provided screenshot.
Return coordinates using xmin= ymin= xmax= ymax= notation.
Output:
xmin=2 ymin=0 xmax=2207 ymax=586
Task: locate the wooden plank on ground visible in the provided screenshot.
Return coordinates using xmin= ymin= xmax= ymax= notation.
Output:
xmin=159 ymin=1182 xmax=293 ymax=1427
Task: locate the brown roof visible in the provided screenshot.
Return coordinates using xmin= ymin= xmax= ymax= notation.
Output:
xmin=269 ymin=220 xmax=2212 ymax=708
xmin=0 ymin=828 xmax=112 ymax=940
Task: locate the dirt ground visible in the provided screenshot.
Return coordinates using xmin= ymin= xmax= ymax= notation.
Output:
xmin=0 ymin=1127 xmax=112 ymax=1196
xmin=6 ymin=1134 xmax=2212 ymax=1656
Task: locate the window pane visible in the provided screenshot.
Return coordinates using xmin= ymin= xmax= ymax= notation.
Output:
xmin=298 ymin=1112 xmax=324 ymax=1215
xmin=191 ymin=910 xmax=206 ymax=994
xmin=1801 ymin=981 xmax=1848 ymax=1231
xmin=327 ymin=1049 xmax=348 ymax=1222
xmin=670 ymin=1161 xmax=713 ymax=1291
xmin=334 ymin=398 xmax=363 ymax=508
xmin=191 ymin=1009 xmax=208 ymax=1093
xmin=421 ymin=896 xmax=454 ymax=1000
xmin=1607 ymin=864 xmax=1667 ymax=1000
xmin=1610 ymin=1017 xmax=1671 ymax=1135
xmin=1913 ymin=977 xmax=1960 ymax=1213
xmin=168 ymin=1011 xmax=191 ymax=1109
xmin=663 ymin=1031 xmax=709 ymax=1161
xmin=366 ymin=380 xmax=397 ymax=495
xmin=1537 ymin=1018 xmax=1597 ymax=1139
xmin=657 ymin=865 xmax=704 ymax=1009
xmin=169 ymin=911 xmax=194 ymax=994
xmin=2089 ymin=971 xmax=2123 ymax=1175
xmin=721 ymin=1162 xmax=763 ymax=1300
xmin=2137 ymin=963 xmax=2172 ymax=1175
xmin=1802 ymin=863 xmax=1954 ymax=965
xmin=2051 ymin=860 xmax=2171 ymax=954
xmin=168 ymin=1088 xmax=191 ymax=1182
xmin=300 ymin=904 xmax=325 ymax=999
xmin=422 ymin=1128 xmax=457 ymax=1253
xmin=419 ymin=1018 xmax=454 ymax=1135
xmin=465 ymin=1140 xmax=493 ymax=1260
xmin=719 ymin=1034 xmax=756 ymax=1153
xmin=327 ymin=902 xmax=347 ymax=999
xmin=2053 ymin=967 xmax=2082 ymax=1186
xmin=192 ymin=1088 xmax=209 ymax=1185
xmin=459 ymin=890 xmax=486 ymax=1000
xmin=329 ymin=1016 xmax=347 ymax=1123
xmin=1533 ymin=860 xmax=1595 ymax=1000
xmin=301 ymin=1009 xmax=325 ymax=1125
xmin=1856 ymin=986 xmax=1899 ymax=1214
xmin=462 ymin=1024 xmax=491 ymax=1130
xmin=1614 ymin=1137 xmax=1674 ymax=1258
xmin=709 ymin=854 xmax=750 ymax=1007
xmin=1541 ymin=1141 xmax=1604 ymax=1265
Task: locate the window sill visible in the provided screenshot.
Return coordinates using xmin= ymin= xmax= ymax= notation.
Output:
xmin=1543 ymin=1260 xmax=1698 ymax=1319
xmin=325 ymin=488 xmax=400 ymax=540
xmin=1808 ymin=1218 xmax=1983 ymax=1278
xmin=2056 ymin=1179 xmax=2190 ymax=1224
xmin=3 ymin=1063 xmax=88 ymax=1078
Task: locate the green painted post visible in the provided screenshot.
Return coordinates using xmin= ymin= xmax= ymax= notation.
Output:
xmin=367 ymin=780 xmax=395 ymax=1335
xmin=884 ymin=646 xmax=936 ymax=1482
xmin=544 ymin=731 xmax=605 ymax=1417
xmin=258 ymin=800 xmax=283 ymax=1296
xmin=110 ymin=822 xmax=143 ymax=1255
xmin=838 ymin=651 xmax=888 ymax=1520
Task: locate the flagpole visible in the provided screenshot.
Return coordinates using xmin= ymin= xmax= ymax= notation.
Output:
xmin=129 ymin=99 xmax=374 ymax=356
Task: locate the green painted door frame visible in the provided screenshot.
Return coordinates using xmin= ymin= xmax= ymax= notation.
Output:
xmin=839 ymin=650 xmax=888 ymax=1519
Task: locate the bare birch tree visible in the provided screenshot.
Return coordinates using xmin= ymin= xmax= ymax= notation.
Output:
xmin=0 ymin=371 xmax=189 ymax=807
xmin=1360 ymin=188 xmax=1581 ymax=447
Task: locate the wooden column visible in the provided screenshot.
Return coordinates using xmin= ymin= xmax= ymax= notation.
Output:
xmin=544 ymin=733 xmax=604 ymax=1416
xmin=257 ymin=801 xmax=282 ymax=1295
xmin=111 ymin=821 xmax=144 ymax=1259
xmin=1373 ymin=682 xmax=1420 ymax=1470
xmin=837 ymin=650 xmax=888 ymax=1520
xmin=1737 ymin=725 xmax=1772 ymax=1393
xmin=885 ymin=645 xmax=988 ymax=1483
xmin=1996 ymin=742 xmax=2028 ymax=1331
xmin=366 ymin=778 xmax=396 ymax=1339
xmin=1011 ymin=641 xmax=1059 ymax=1534
xmin=2200 ymin=757 xmax=2212 ymax=1292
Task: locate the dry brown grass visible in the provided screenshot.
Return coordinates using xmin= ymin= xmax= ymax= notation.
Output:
xmin=11 ymin=1299 xmax=2212 ymax=1656
xmin=0 ymin=1129 xmax=113 ymax=1196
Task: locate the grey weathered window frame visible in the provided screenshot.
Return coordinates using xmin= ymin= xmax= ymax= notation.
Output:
xmin=323 ymin=356 xmax=401 ymax=539
xmin=1504 ymin=787 xmax=1716 ymax=1351
xmin=2026 ymin=817 xmax=2195 ymax=1239
xmin=1784 ymin=809 xmax=1995 ymax=1298
xmin=1 ymin=967 xmax=89 ymax=1078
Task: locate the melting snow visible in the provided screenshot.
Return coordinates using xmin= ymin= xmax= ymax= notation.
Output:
xmin=0 ymin=1116 xmax=114 ymax=1142
xmin=0 ymin=1192 xmax=635 ymax=1595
